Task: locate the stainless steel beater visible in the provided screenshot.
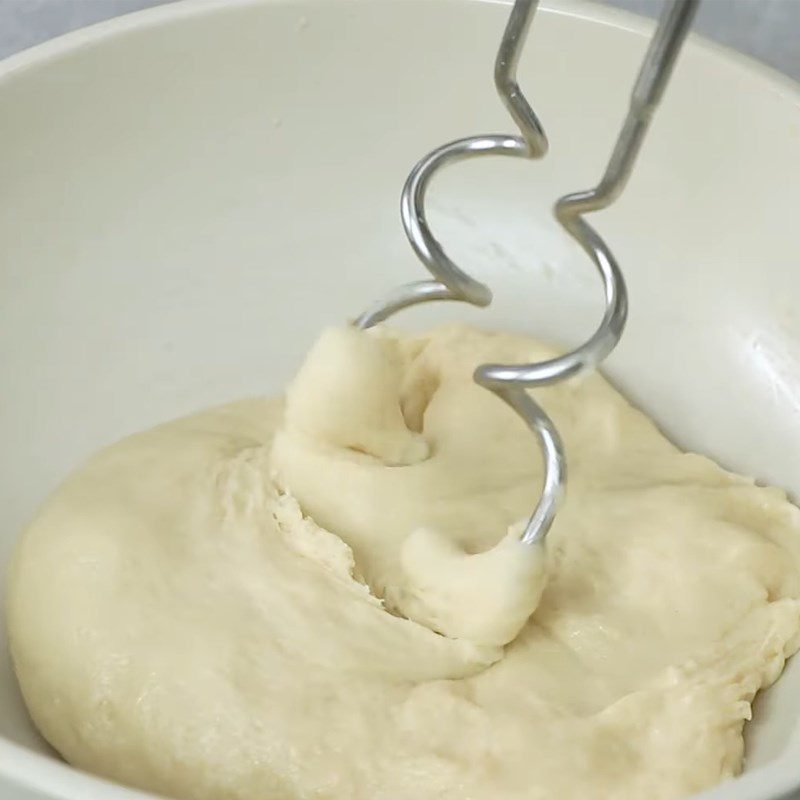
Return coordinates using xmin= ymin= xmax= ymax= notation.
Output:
xmin=355 ymin=0 xmax=699 ymax=545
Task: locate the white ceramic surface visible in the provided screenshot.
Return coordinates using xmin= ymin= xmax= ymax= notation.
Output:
xmin=1 ymin=0 xmax=799 ymax=798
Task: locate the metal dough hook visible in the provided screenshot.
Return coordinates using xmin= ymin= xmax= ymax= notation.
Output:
xmin=355 ymin=0 xmax=699 ymax=545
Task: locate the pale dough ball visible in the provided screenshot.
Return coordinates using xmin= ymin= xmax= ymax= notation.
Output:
xmin=8 ymin=325 xmax=800 ymax=800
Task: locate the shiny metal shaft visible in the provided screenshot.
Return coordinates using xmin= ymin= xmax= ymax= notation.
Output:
xmin=356 ymin=0 xmax=699 ymax=545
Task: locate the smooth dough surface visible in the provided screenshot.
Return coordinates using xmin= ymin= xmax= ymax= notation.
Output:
xmin=8 ymin=324 xmax=800 ymax=800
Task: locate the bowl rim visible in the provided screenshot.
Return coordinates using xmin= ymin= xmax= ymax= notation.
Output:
xmin=1 ymin=1 xmax=799 ymax=799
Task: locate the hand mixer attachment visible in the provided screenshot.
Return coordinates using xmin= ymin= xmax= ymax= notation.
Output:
xmin=355 ymin=0 xmax=699 ymax=546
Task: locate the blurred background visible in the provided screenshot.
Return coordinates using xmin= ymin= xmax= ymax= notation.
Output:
xmin=1 ymin=0 xmax=798 ymax=81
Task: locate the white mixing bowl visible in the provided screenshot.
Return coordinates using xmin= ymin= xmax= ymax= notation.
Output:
xmin=1 ymin=0 xmax=799 ymax=798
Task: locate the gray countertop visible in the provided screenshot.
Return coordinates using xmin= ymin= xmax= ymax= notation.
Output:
xmin=1 ymin=0 xmax=799 ymax=82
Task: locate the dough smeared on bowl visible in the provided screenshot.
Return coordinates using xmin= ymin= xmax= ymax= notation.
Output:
xmin=8 ymin=325 xmax=800 ymax=800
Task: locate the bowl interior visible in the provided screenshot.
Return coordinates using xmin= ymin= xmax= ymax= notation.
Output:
xmin=1 ymin=1 xmax=800 ymax=798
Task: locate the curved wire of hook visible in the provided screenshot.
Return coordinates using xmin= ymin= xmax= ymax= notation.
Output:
xmin=355 ymin=0 xmax=699 ymax=545
xmin=353 ymin=0 xmax=546 ymax=330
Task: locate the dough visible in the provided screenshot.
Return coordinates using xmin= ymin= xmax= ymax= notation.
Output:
xmin=7 ymin=324 xmax=800 ymax=800
xmin=275 ymin=326 xmax=549 ymax=647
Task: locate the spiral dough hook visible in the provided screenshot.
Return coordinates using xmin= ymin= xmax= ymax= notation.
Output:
xmin=355 ymin=0 xmax=699 ymax=545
